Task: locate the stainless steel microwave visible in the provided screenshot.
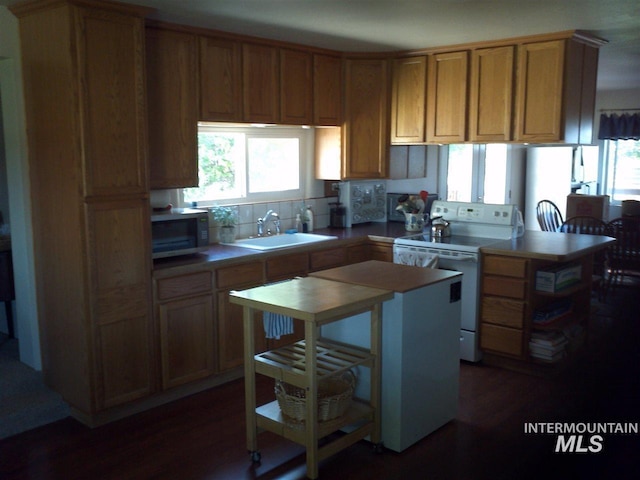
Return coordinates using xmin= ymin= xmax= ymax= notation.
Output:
xmin=151 ymin=208 xmax=210 ymax=259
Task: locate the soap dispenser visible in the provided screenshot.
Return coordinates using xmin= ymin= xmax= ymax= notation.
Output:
xmin=295 ymin=214 xmax=303 ymax=233
xmin=305 ymin=206 xmax=314 ymax=232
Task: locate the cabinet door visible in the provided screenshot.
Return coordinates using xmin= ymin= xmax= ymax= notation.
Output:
xmin=159 ymin=294 xmax=215 ymax=389
xmin=280 ymin=49 xmax=312 ymax=125
xmin=369 ymin=241 xmax=393 ymax=262
xmin=242 ymin=43 xmax=279 ymax=123
xmin=343 ymin=58 xmax=389 ymax=179
xmin=146 ymin=28 xmax=198 ymax=189
xmin=200 ymin=36 xmax=242 ymax=122
xmin=76 ymin=7 xmax=148 ymax=197
xmin=514 ymin=40 xmax=565 ymax=142
xmin=313 ymin=54 xmax=342 ymax=126
xmin=217 ymin=290 xmax=266 ymax=371
xmin=391 ymin=56 xmax=427 ymax=144
xmin=426 ymin=51 xmax=468 ymax=143
xmin=469 ymin=46 xmax=514 ymax=142
xmin=309 ymin=246 xmax=347 ymax=272
xmin=86 ymin=199 xmax=154 ymax=409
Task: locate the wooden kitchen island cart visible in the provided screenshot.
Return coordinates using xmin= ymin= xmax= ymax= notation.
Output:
xmin=229 ymin=276 xmax=393 ymax=479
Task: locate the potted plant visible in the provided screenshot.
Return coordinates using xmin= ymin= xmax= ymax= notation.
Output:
xmin=212 ymin=206 xmax=238 ymax=243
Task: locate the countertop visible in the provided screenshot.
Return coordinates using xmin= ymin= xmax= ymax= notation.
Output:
xmin=153 ymin=222 xmax=408 ymax=271
xmin=480 ymin=230 xmax=615 ymax=261
xmin=309 ymin=260 xmax=462 ymax=293
xmin=228 ymin=276 xmax=394 ymax=322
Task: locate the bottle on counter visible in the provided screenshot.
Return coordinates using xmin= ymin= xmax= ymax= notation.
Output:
xmin=305 ymin=206 xmax=314 ymax=232
xmin=295 ymin=213 xmax=303 ymax=233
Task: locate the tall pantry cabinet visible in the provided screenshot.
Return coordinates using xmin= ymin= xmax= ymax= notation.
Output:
xmin=11 ymin=0 xmax=155 ymax=425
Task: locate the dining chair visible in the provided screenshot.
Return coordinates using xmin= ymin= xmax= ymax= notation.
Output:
xmin=561 ymin=216 xmax=608 ymax=299
xmin=605 ymin=216 xmax=640 ymax=292
xmin=536 ymin=200 xmax=564 ymax=232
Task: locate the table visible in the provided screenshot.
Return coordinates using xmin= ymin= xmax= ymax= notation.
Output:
xmin=229 ymin=276 xmax=393 ymax=479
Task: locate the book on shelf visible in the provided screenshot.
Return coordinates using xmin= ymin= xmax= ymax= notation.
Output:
xmin=532 ymin=299 xmax=573 ymax=326
xmin=529 ymin=339 xmax=568 ymax=356
xmin=530 ymin=349 xmax=566 ymax=363
xmin=530 ymin=330 xmax=567 ymax=347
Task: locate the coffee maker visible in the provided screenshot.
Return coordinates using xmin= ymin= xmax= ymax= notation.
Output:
xmin=329 ymin=202 xmax=347 ymax=228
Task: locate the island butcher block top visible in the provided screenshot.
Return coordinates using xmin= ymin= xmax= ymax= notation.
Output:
xmin=229 ymin=276 xmax=394 ymax=324
xmin=309 ymin=260 xmax=462 ymax=293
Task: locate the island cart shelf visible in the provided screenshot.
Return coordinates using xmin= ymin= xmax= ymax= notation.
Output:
xmin=229 ymin=276 xmax=394 ymax=479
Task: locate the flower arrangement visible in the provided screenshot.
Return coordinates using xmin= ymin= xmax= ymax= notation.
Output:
xmin=395 ymin=191 xmax=429 ymax=214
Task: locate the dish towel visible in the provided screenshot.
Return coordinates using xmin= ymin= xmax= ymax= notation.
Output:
xmin=263 ymin=311 xmax=294 ymax=339
xmin=262 ymin=279 xmax=296 ymax=339
xmin=394 ymin=251 xmax=439 ymax=268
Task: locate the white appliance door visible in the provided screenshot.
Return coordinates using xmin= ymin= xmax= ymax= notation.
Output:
xmin=437 ymin=255 xmax=481 ymax=362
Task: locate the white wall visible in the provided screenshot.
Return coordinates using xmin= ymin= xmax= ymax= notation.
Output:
xmin=0 ymin=7 xmax=42 ymax=369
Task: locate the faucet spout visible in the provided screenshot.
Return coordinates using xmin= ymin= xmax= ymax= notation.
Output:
xmin=257 ymin=210 xmax=280 ymax=236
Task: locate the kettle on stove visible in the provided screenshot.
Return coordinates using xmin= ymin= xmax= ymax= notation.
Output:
xmin=431 ymin=216 xmax=451 ymax=238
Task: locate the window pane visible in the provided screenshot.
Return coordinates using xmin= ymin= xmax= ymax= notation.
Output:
xmin=606 ymin=139 xmax=640 ymax=203
xmin=447 ymin=144 xmax=473 ymax=201
xmin=184 ymin=132 xmax=245 ymax=203
xmin=247 ymin=138 xmax=300 ymax=193
xmin=483 ymin=144 xmax=508 ymax=204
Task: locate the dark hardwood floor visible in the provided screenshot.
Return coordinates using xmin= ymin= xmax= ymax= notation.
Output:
xmin=1 ymin=285 xmax=639 ymax=480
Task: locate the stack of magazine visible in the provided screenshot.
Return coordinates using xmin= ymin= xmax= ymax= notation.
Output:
xmin=529 ymin=330 xmax=568 ymax=363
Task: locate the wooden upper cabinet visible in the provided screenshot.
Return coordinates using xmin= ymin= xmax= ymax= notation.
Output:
xmin=391 ymin=56 xmax=427 ymax=144
xmin=514 ymin=37 xmax=600 ymax=144
xmin=76 ymin=7 xmax=148 ymax=197
xmin=242 ymin=43 xmax=280 ymax=123
xmin=426 ymin=51 xmax=468 ymax=143
xmin=313 ymin=54 xmax=342 ymax=126
xmin=343 ymin=58 xmax=390 ymax=179
xmin=280 ymin=49 xmax=313 ymax=125
xmin=146 ymin=28 xmax=199 ymax=189
xmin=514 ymin=40 xmax=565 ymax=142
xmin=469 ymin=46 xmax=514 ymax=142
xmin=200 ymin=36 xmax=242 ymax=122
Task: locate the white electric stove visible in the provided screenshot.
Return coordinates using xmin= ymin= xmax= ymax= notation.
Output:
xmin=393 ymin=201 xmax=524 ymax=362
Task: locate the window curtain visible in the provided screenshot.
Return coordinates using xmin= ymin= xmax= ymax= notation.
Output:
xmin=598 ymin=112 xmax=640 ymax=140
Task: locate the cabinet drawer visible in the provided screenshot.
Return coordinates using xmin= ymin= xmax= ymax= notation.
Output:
xmin=157 ymin=271 xmax=213 ymax=301
xmin=369 ymin=242 xmax=393 ymax=262
xmin=483 ymin=276 xmax=527 ymax=299
xmin=310 ymin=247 xmax=346 ymax=271
xmin=347 ymin=244 xmax=369 ymax=264
xmin=480 ymin=323 xmax=523 ymax=357
xmin=482 ymin=297 xmax=525 ymax=328
xmin=216 ymin=262 xmax=263 ymax=290
xmin=484 ymin=256 xmax=528 ymax=278
xmin=266 ymin=253 xmax=308 ymax=281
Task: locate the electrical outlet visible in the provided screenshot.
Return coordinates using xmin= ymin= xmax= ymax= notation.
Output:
xmin=331 ymin=182 xmax=340 ymax=191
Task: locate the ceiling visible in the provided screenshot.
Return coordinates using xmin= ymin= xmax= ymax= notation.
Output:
xmin=3 ymin=0 xmax=639 ymax=91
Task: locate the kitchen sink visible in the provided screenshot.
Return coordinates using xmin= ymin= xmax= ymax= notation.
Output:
xmin=225 ymin=233 xmax=338 ymax=251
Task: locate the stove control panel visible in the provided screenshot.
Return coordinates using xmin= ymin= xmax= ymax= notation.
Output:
xmin=432 ymin=201 xmax=516 ymax=226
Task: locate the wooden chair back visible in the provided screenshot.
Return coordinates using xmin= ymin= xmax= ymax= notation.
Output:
xmin=606 ymin=216 xmax=640 ymax=286
xmin=536 ymin=200 xmax=564 ymax=232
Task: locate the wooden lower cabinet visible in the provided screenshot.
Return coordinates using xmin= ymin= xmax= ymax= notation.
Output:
xmin=369 ymin=241 xmax=393 ymax=262
xmin=217 ymin=290 xmax=266 ymax=371
xmin=158 ymin=294 xmax=215 ymax=389
xmin=155 ymin=270 xmax=215 ymax=389
xmin=480 ymin=253 xmax=593 ymax=371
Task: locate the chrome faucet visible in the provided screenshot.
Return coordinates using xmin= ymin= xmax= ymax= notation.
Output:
xmin=257 ymin=210 xmax=280 ymax=236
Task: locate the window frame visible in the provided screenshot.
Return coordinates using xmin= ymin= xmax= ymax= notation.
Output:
xmin=179 ymin=123 xmax=312 ymax=207
xmin=599 ymin=138 xmax=640 ymax=206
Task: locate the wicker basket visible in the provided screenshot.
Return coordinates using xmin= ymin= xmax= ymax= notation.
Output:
xmin=275 ymin=370 xmax=356 ymax=423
